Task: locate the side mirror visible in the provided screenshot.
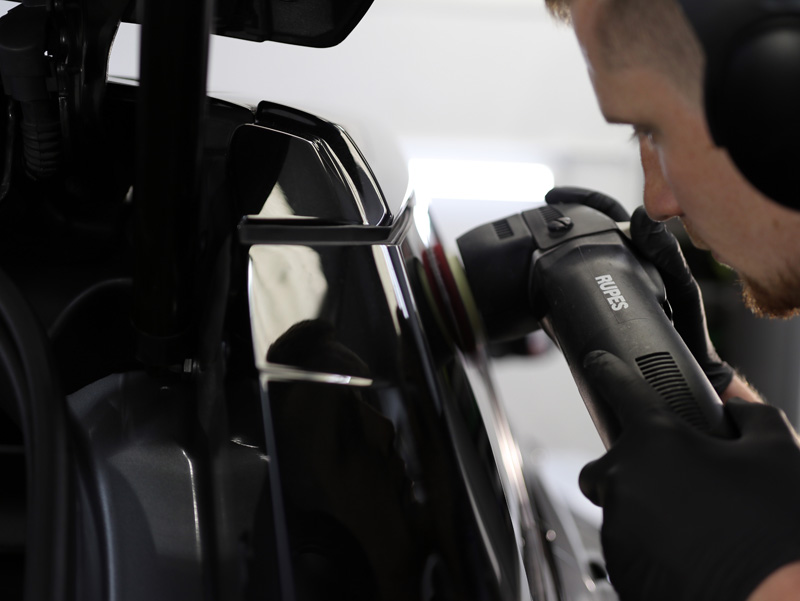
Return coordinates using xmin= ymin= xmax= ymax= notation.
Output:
xmin=228 ymin=101 xmax=389 ymax=226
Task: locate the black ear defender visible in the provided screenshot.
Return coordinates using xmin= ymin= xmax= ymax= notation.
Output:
xmin=677 ymin=0 xmax=800 ymax=209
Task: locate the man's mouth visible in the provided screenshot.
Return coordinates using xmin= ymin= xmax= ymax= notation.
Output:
xmin=680 ymin=218 xmax=710 ymax=251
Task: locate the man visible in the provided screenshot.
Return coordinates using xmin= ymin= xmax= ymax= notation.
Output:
xmin=542 ymin=0 xmax=800 ymax=599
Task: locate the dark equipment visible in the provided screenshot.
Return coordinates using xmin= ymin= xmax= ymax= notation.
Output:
xmin=456 ymin=202 xmax=731 ymax=447
xmin=676 ymin=0 xmax=800 ymax=209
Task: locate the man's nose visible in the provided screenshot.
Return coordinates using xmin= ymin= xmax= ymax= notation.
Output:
xmin=640 ymin=140 xmax=681 ymax=221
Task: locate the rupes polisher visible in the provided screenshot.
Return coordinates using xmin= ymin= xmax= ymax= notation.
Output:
xmin=454 ymin=202 xmax=731 ymax=447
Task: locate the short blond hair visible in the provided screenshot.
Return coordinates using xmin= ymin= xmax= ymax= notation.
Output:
xmin=545 ymin=0 xmax=572 ymax=23
xmin=546 ymin=0 xmax=704 ymax=104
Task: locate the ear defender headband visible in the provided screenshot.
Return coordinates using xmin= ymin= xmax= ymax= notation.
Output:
xmin=677 ymin=0 xmax=800 ymax=209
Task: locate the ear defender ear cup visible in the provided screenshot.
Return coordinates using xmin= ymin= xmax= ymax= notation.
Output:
xmin=678 ymin=1 xmax=800 ymax=209
xmin=708 ymin=18 xmax=800 ymax=208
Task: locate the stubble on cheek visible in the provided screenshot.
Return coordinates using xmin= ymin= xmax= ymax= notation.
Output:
xmin=680 ymin=218 xmax=800 ymax=318
xmin=740 ymin=272 xmax=800 ymax=319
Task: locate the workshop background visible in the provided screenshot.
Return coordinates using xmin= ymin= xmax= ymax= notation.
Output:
xmin=105 ymin=0 xmax=800 ymax=458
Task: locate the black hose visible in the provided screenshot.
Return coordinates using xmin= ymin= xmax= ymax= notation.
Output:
xmin=0 ymin=266 xmax=70 ymax=601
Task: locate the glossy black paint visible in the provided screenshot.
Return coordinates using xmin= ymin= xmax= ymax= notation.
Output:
xmin=230 ymin=102 xmax=390 ymax=226
xmin=246 ymin=239 xmax=521 ymax=600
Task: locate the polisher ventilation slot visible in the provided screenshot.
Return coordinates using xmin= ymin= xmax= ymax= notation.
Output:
xmin=537 ymin=205 xmax=564 ymax=224
xmin=492 ymin=219 xmax=514 ymax=240
xmin=636 ymin=351 xmax=710 ymax=431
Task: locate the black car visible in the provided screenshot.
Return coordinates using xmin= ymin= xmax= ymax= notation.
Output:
xmin=0 ymin=0 xmax=613 ymax=599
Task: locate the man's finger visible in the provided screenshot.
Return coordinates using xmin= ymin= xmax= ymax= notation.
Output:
xmin=725 ymin=397 xmax=795 ymax=439
xmin=545 ymin=186 xmax=631 ymax=222
xmin=630 ymin=206 xmax=693 ymax=288
xmin=579 ymin=455 xmax=613 ymax=507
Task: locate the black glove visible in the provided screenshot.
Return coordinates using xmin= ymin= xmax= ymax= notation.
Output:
xmin=579 ymin=350 xmax=800 ymax=601
xmin=545 ymin=186 xmax=734 ymax=396
xmin=629 ymin=206 xmax=734 ymax=395
xmin=545 ymin=186 xmax=631 ymax=222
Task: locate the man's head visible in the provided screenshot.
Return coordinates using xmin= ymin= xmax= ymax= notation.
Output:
xmin=552 ymin=0 xmax=800 ymax=317
xmin=546 ymin=0 xmax=703 ymax=104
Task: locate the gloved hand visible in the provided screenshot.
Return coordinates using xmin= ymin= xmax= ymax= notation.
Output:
xmin=580 ymin=350 xmax=800 ymax=601
xmin=545 ymin=186 xmax=734 ymax=396
xmin=629 ymin=206 xmax=734 ymax=394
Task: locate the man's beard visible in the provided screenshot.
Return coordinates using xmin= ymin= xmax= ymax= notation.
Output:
xmin=740 ymin=271 xmax=800 ymax=319
xmin=678 ymin=218 xmax=800 ymax=318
